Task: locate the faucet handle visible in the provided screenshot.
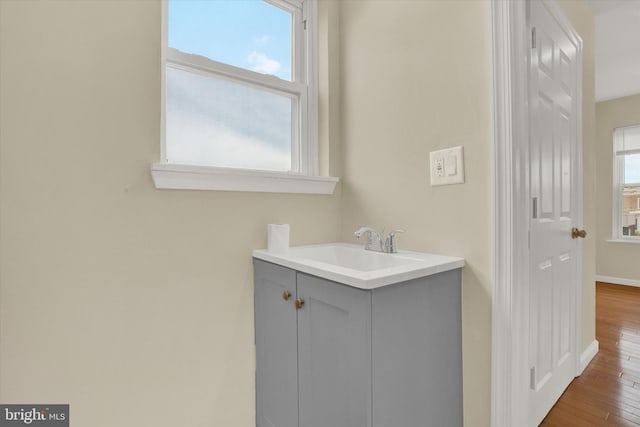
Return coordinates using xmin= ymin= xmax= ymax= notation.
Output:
xmin=385 ymin=229 xmax=405 ymax=253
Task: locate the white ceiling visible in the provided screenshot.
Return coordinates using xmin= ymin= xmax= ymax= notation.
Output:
xmin=589 ymin=0 xmax=640 ymax=102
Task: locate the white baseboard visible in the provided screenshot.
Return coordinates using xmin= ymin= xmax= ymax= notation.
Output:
xmin=595 ymin=275 xmax=640 ymax=288
xmin=580 ymin=340 xmax=599 ymax=373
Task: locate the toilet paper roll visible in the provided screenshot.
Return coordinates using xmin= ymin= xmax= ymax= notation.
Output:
xmin=268 ymin=224 xmax=290 ymax=253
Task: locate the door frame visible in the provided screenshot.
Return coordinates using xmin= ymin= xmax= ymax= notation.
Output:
xmin=490 ymin=1 xmax=584 ymax=426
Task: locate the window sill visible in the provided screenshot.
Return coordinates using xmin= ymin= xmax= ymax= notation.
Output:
xmin=606 ymin=238 xmax=640 ymax=245
xmin=150 ymin=163 xmax=339 ymax=195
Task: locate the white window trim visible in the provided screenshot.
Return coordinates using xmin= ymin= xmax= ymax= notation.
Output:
xmin=606 ymin=238 xmax=640 ymax=244
xmin=153 ymin=0 xmax=338 ymax=194
xmin=151 ymin=163 xmax=338 ymax=194
xmin=612 ymin=126 xmax=640 ymax=240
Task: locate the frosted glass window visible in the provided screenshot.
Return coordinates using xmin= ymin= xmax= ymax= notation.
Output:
xmin=166 ymin=67 xmax=294 ymax=171
xmin=162 ymin=0 xmax=317 ymax=178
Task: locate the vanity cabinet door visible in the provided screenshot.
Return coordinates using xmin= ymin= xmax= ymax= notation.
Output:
xmin=254 ymin=260 xmax=298 ymax=427
xmin=371 ymin=270 xmax=463 ymax=427
xmin=296 ymin=273 xmax=372 ymax=427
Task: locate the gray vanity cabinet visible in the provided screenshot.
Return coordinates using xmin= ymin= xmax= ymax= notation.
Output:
xmin=254 ymin=259 xmax=463 ymax=427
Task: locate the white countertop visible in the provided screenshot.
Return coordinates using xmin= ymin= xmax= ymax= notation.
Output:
xmin=253 ymin=243 xmax=465 ymax=289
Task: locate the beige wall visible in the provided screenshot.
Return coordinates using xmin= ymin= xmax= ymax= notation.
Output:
xmin=0 ymin=1 xmax=597 ymax=427
xmin=0 ymin=1 xmax=341 ymax=426
xmin=596 ymin=94 xmax=640 ymax=281
xmin=337 ymin=1 xmax=596 ymax=426
xmin=557 ymin=0 xmax=597 ymax=356
xmin=337 ymin=1 xmax=494 ymax=424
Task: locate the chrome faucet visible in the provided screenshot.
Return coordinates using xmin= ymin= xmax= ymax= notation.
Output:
xmin=354 ymin=226 xmax=384 ymax=252
xmin=354 ymin=226 xmax=405 ymax=253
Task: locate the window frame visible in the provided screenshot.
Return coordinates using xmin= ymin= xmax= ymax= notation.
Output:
xmin=152 ymin=0 xmax=337 ymax=194
xmin=612 ymin=125 xmax=640 ymax=241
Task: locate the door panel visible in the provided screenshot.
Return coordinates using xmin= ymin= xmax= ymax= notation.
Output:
xmin=537 ymin=94 xmax=554 ymax=219
xmin=528 ymin=1 xmax=581 ymax=425
xmin=254 ymin=260 xmax=298 ymax=427
xmin=296 ymin=273 xmax=371 ymax=427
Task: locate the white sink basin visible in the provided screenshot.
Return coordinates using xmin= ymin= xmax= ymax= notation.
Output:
xmin=289 ymin=244 xmax=426 ymax=272
xmin=253 ymin=243 xmax=464 ymax=289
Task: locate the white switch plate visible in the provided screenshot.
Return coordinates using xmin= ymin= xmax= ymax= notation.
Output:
xmin=429 ymin=146 xmax=464 ymax=186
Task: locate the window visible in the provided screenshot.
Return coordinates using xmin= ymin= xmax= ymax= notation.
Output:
xmin=613 ymin=125 xmax=640 ymax=239
xmin=152 ymin=0 xmax=337 ymax=194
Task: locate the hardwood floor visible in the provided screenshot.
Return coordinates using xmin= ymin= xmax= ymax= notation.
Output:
xmin=540 ymin=282 xmax=640 ymax=426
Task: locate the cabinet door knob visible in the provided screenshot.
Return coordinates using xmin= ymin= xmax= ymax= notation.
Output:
xmin=295 ymin=298 xmax=305 ymax=309
xmin=282 ymin=291 xmax=291 ymax=301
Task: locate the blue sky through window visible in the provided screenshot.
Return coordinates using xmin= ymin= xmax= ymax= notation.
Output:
xmin=168 ymin=0 xmax=292 ymax=81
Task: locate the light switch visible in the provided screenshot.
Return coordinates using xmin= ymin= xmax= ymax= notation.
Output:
xmin=430 ymin=146 xmax=465 ymax=186
xmin=446 ymin=155 xmax=457 ymax=176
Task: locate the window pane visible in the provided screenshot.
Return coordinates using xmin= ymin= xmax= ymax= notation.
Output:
xmin=625 ymin=153 xmax=640 ymax=184
xmin=621 ymin=183 xmax=640 ymax=237
xmin=166 ymin=66 xmax=294 ymax=171
xmin=168 ymin=0 xmax=292 ymax=81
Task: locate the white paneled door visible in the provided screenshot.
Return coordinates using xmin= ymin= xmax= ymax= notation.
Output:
xmin=528 ymin=1 xmax=583 ymax=425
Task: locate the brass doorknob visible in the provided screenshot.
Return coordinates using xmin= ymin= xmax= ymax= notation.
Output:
xmin=295 ymin=298 xmax=305 ymax=309
xmin=282 ymin=291 xmax=291 ymax=301
xmin=571 ymin=228 xmax=587 ymax=239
